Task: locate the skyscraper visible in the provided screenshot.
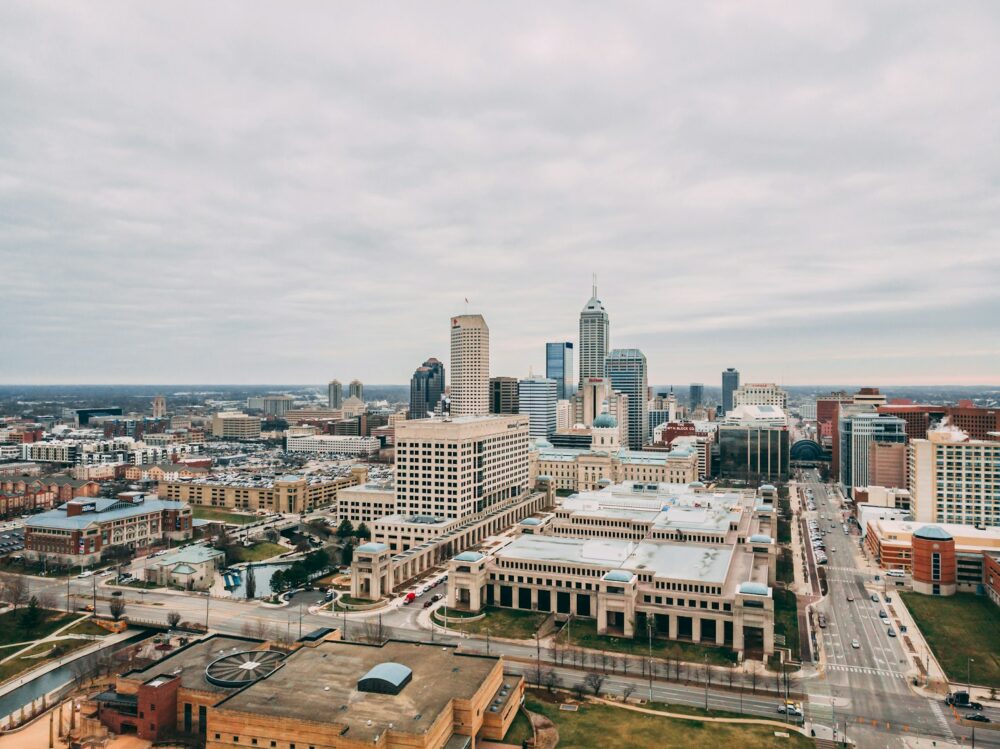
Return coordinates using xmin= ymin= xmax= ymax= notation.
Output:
xmin=688 ymin=383 xmax=704 ymax=410
xmin=518 ymin=376 xmax=558 ymax=439
xmin=450 ymin=314 xmax=490 ymax=417
xmin=489 ymin=376 xmax=519 ymax=415
xmin=409 ymin=358 xmax=445 ymax=419
xmin=606 ymin=348 xmax=648 ymax=449
xmin=348 ymin=380 xmax=364 ymax=401
xmin=327 ymin=380 xmax=343 ymax=409
xmin=722 ymin=368 xmax=740 ymax=414
xmin=151 ymin=395 xmax=166 ymax=419
xmin=578 ymin=278 xmax=609 ymax=387
xmin=545 ymin=342 xmax=575 ymax=400
xmin=839 ymin=412 xmax=907 ymax=494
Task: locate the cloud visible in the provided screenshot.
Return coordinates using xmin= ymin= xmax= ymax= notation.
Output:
xmin=1 ymin=1 xmax=998 ymax=386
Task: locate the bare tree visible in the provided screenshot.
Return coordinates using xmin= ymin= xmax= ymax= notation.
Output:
xmin=1 ymin=574 xmax=28 ymax=610
xmin=167 ymin=611 xmax=181 ymax=629
xmin=35 ymin=590 xmax=57 ymax=612
xmin=584 ymin=672 xmax=605 ymax=696
xmin=542 ymin=669 xmax=561 ymax=694
xmin=622 ymin=684 xmax=635 ymax=703
xmin=108 ymin=598 xmax=126 ymax=622
xmin=572 ymin=682 xmax=586 ymax=701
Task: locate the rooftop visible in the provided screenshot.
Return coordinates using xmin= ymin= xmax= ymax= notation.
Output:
xmin=217 ymin=640 xmax=501 ymax=742
xmin=496 ymin=534 xmax=733 ymax=583
xmin=127 ymin=636 xmax=266 ymax=694
xmin=26 ymin=496 xmax=189 ymax=531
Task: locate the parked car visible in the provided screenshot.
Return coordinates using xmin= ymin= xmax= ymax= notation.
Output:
xmin=777 ymin=702 xmax=803 ymax=717
xmin=870 ymin=594 xmax=879 ymax=602
xmin=851 ymin=639 xmax=860 ymax=649
xmin=966 ymin=714 xmax=991 ymax=723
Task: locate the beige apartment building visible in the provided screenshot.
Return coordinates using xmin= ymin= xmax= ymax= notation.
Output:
xmin=210 ymin=412 xmax=261 ymax=440
xmin=733 ymin=383 xmax=789 ymax=411
xmin=337 ymin=479 xmax=397 ymax=524
xmin=910 ymin=428 xmax=1000 ymax=528
xmin=394 ymin=415 xmax=530 ymax=520
xmin=159 ymin=467 xmax=367 ymax=515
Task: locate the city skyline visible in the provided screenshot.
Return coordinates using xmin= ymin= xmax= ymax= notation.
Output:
xmin=2 ymin=3 xmax=999 ymax=386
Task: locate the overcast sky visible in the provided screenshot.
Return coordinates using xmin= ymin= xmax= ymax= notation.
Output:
xmin=2 ymin=2 xmax=999 ymax=387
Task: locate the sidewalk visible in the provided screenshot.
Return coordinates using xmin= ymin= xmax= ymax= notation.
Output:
xmin=0 ymin=628 xmax=135 ymax=700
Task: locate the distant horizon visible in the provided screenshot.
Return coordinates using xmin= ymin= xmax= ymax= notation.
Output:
xmin=1 ymin=383 xmax=997 ymax=391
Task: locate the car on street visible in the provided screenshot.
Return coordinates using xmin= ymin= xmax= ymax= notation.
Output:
xmin=818 ymin=614 xmax=827 ymax=628
xmin=777 ymin=702 xmax=803 ymax=716
xmin=846 ymin=594 xmax=854 ymax=602
xmin=851 ymin=639 xmax=860 ymax=649
xmin=965 ymin=714 xmax=991 ymax=723
xmin=423 ymin=599 xmax=434 ymax=608
xmin=870 ymin=594 xmax=879 ymax=602
xmin=77 ymin=570 xmax=94 ymax=578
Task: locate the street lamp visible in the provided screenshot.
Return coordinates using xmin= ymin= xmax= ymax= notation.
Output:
xmin=968 ymin=657 xmax=975 ymax=694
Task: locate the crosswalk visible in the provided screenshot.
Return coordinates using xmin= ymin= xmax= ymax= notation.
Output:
xmin=827 ymin=664 xmax=899 ymax=678
xmin=930 ymin=700 xmax=956 ymax=741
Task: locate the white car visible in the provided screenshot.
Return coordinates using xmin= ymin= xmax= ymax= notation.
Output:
xmin=851 ymin=639 xmax=861 ymax=649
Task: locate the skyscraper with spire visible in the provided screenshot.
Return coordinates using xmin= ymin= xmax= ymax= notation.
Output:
xmin=578 ymin=275 xmax=609 ymax=387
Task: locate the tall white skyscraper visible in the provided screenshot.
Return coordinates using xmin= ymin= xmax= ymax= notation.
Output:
xmin=578 ymin=277 xmax=609 ymax=387
xmin=449 ymin=314 xmax=490 ymax=416
xmin=327 ymin=379 xmax=343 ymax=409
xmin=518 ymin=376 xmax=558 ymax=438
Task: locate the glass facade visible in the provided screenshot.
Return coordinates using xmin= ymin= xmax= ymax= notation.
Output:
xmin=546 ymin=342 xmax=575 ymax=400
xmin=717 ymin=426 xmax=789 ymax=481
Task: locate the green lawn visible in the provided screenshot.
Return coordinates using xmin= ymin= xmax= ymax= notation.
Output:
xmin=557 ymin=618 xmax=738 ymax=667
xmin=229 ymin=542 xmax=286 ymax=562
xmin=64 ymin=619 xmax=110 ymax=637
xmin=0 ymin=638 xmax=93 ymax=684
xmin=0 ymin=609 xmax=78 ymax=647
xmin=523 ymin=691 xmax=813 ymax=749
xmin=901 ymin=592 xmax=1000 ymax=687
xmin=772 ymin=589 xmax=799 ymax=657
xmin=434 ymin=606 xmax=548 ymax=640
xmin=503 ymin=708 xmax=533 ymax=745
xmin=191 ymin=506 xmax=255 ymax=525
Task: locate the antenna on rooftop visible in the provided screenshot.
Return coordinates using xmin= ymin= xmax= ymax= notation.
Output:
xmin=592 ymin=272 xmax=597 ymax=298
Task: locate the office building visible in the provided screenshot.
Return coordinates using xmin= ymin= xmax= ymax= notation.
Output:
xmin=572 ymin=378 xmax=629 ymax=447
xmin=545 ymin=342 xmax=575 ymax=400
xmin=689 ymin=383 xmax=704 ymax=410
xmin=868 ymin=441 xmax=908 ymax=489
xmin=878 ymin=402 xmax=1000 ymax=442
xmin=606 ymin=348 xmax=648 ymax=449
xmin=489 ymin=376 xmax=519 ymax=415
xmin=449 ymin=314 xmax=490 ymax=417
xmin=447 ymin=481 xmax=777 ymax=653
xmin=518 ymin=376 xmax=558 ymax=439
xmin=393 ymin=415 xmax=529 ymax=520
xmin=159 ymin=469 xmax=367 ymax=515
xmin=909 ymin=428 xmax=1000 ymax=528
xmin=210 ymin=412 xmax=261 ymax=441
xmin=721 ymin=368 xmax=740 ymax=413
xmin=285 ymin=434 xmax=380 ymax=456
xmin=556 ymin=399 xmax=573 ymax=431
xmin=348 ymin=379 xmax=364 ymax=401
xmin=838 ymin=412 xmax=907 ymax=494
xmin=257 ymin=395 xmax=295 ymax=418
xmin=24 ymin=493 xmax=192 ymax=567
xmin=733 ymin=383 xmax=788 ymax=411
xmin=327 ymin=379 xmax=343 ymax=409
xmin=578 ymin=280 xmax=610 ymax=386
xmin=151 ymin=395 xmax=166 ymax=419
xmin=717 ymin=425 xmax=790 ymax=482
xmin=337 ymin=479 xmax=397 ymax=524
xmin=409 ymin=357 xmax=445 ymax=419
xmin=864 ymin=520 xmax=1000 ymax=596
xmin=95 ymin=633 xmax=524 ymax=749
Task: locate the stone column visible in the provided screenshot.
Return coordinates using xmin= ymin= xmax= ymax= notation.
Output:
xmin=668 ymin=614 xmax=678 ymax=639
xmin=715 ymin=618 xmax=725 ymax=645
xmin=692 ymin=616 xmax=702 ymax=643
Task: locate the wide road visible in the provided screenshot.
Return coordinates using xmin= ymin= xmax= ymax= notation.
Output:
xmin=797 ymin=468 xmax=1000 ymax=747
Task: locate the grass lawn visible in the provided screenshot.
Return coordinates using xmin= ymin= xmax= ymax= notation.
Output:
xmin=524 ymin=691 xmax=813 ymax=749
xmin=229 ymin=542 xmax=286 ymax=563
xmin=64 ymin=619 xmax=109 ymax=637
xmin=191 ymin=506 xmax=255 ymax=525
xmin=0 ymin=609 xmax=78 ymax=647
xmin=435 ymin=606 xmax=548 ymax=640
xmin=772 ymin=589 xmax=799 ymax=656
xmin=503 ymin=709 xmax=533 ymax=745
xmin=557 ymin=618 xmax=738 ymax=667
xmin=901 ymin=592 xmax=1000 ymax=687
xmin=0 ymin=638 xmax=93 ymax=684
